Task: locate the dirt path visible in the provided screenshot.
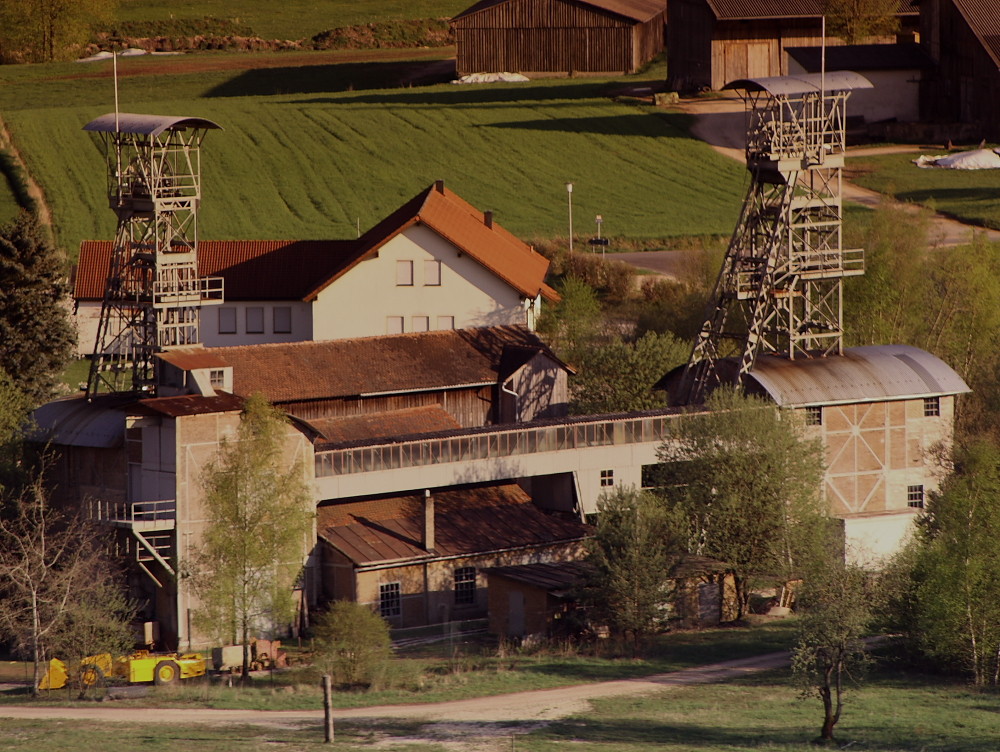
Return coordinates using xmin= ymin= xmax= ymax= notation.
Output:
xmin=674 ymin=93 xmax=1000 ymax=249
xmin=0 ymin=650 xmax=789 ymax=729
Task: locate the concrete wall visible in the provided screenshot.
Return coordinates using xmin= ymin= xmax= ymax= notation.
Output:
xmin=311 ymin=226 xmax=531 ymax=340
xmin=843 ymin=510 xmax=918 ymax=565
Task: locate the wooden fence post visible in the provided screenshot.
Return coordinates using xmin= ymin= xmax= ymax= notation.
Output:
xmin=322 ymin=674 xmax=334 ymax=743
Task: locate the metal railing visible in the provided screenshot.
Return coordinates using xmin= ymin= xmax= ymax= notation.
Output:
xmin=315 ymin=410 xmax=678 ymax=478
xmin=88 ymin=499 xmax=177 ymax=524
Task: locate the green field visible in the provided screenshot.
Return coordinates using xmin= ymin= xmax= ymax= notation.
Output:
xmin=848 ymin=151 xmax=1000 ymax=231
xmin=118 ymin=0 xmax=466 ymax=40
xmin=0 ymin=55 xmax=747 ymax=259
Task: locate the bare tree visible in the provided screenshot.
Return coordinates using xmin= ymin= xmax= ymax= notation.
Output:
xmin=823 ymin=0 xmax=900 ymax=44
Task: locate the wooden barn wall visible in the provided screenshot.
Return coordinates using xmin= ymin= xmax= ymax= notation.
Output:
xmin=666 ymin=0 xmax=715 ymax=90
xmin=279 ymin=386 xmax=494 ymax=428
xmin=919 ymin=0 xmax=1000 ymax=139
xmin=454 ymin=0 xmax=664 ymax=74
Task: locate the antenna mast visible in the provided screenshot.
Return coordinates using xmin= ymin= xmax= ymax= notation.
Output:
xmin=84 ymin=113 xmax=224 ymax=399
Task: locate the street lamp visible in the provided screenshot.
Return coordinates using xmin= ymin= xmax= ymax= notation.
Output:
xmin=565 ymin=182 xmax=574 ymax=252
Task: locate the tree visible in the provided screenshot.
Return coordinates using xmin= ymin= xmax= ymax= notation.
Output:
xmin=792 ymin=562 xmax=873 ymax=743
xmin=569 ymin=331 xmax=688 ymax=415
xmin=823 ymin=0 xmax=900 ymax=44
xmin=0 ymin=212 xmax=74 ymax=406
xmin=192 ymin=394 xmax=314 ymax=680
xmin=0 ymin=475 xmax=132 ymax=696
xmin=580 ymin=487 xmax=680 ymax=653
xmin=656 ymin=388 xmax=829 ymax=619
xmin=313 ymin=601 xmax=392 ymax=689
xmin=0 ymin=371 xmax=31 ymax=494
xmin=536 ymin=276 xmax=603 ymax=364
xmin=0 ymin=0 xmax=118 ymax=62
xmin=906 ymin=440 xmax=1000 ymax=685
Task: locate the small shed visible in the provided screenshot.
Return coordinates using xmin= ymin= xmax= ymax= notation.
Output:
xmin=452 ymin=0 xmax=667 ymax=76
xmin=487 ymin=562 xmax=592 ymax=638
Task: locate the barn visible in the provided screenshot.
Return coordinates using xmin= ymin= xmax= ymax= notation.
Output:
xmin=918 ymin=0 xmax=1000 ymax=141
xmin=666 ymin=0 xmax=918 ymax=92
xmin=451 ymin=0 xmax=667 ymax=76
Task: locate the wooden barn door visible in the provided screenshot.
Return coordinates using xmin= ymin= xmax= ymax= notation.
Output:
xmin=723 ymin=41 xmax=770 ymax=84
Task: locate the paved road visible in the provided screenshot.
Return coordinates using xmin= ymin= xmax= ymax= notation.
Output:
xmin=0 ymin=651 xmax=790 ymax=727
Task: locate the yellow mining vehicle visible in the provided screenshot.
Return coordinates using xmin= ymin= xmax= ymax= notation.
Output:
xmin=40 ymin=650 xmax=207 ymax=690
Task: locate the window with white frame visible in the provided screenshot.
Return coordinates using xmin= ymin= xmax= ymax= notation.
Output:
xmin=246 ymin=307 xmax=264 ymax=334
xmin=600 ymin=469 xmax=614 ymax=487
xmin=436 ymin=316 xmax=455 ymax=330
xmin=454 ymin=567 xmax=476 ymax=605
xmin=907 ymin=485 xmax=925 ymax=509
xmin=805 ymin=406 xmax=823 ymax=426
xmin=387 ymin=316 xmax=404 ymax=334
xmin=923 ymin=397 xmax=940 ymax=417
xmin=209 ymin=369 xmax=225 ymax=388
xmin=218 ymin=307 xmax=237 ymax=334
xmin=273 ymin=306 xmax=292 ymax=334
xmin=396 ymin=260 xmax=414 ymax=286
xmin=379 ymin=582 xmax=401 ymax=617
xmin=412 ymin=316 xmax=430 ymax=332
xmin=424 ymin=259 xmax=441 ymax=286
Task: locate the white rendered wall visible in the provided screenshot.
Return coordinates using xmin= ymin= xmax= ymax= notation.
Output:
xmin=843 ymin=511 xmax=918 ymax=566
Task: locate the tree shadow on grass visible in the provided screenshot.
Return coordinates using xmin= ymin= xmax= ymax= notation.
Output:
xmin=541 ymin=718 xmax=812 ymax=747
xmin=292 ymin=80 xmax=617 ymax=108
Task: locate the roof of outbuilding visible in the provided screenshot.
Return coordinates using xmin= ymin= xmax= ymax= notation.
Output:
xmin=83 ymin=113 xmax=222 ymax=136
xmin=951 ymin=0 xmax=1000 ymax=68
xmin=486 ymin=561 xmax=594 ymax=593
xmin=170 ymin=325 xmax=556 ymax=404
xmin=704 ymin=0 xmax=915 ymax=19
xmin=75 ymin=182 xmax=557 ymax=304
xmin=301 ymin=406 xmax=462 ymax=444
xmin=725 ymin=71 xmax=873 ymax=95
xmin=785 ymin=43 xmax=933 ymax=72
xmin=747 ymin=345 xmax=971 ymax=407
xmin=452 ymin=0 xmax=664 ymax=23
xmin=318 ymin=484 xmax=592 ymax=566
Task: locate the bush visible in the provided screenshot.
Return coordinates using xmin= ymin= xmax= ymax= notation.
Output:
xmin=313 ymin=601 xmax=392 ymax=689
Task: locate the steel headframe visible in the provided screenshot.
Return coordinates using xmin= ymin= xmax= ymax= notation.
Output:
xmin=84 ymin=115 xmax=224 ymax=400
xmin=674 ymin=74 xmax=868 ymax=406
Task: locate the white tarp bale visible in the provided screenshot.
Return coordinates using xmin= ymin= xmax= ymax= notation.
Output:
xmin=914 ymin=148 xmax=1000 ymax=169
xmin=452 ymin=72 xmax=530 ymax=84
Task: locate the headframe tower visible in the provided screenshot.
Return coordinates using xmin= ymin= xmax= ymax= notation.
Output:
xmin=674 ymin=72 xmax=871 ymax=406
xmin=84 ymin=114 xmax=224 ymax=399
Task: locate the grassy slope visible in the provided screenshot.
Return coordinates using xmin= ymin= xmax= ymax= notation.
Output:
xmin=848 ymin=151 xmax=1000 ymax=231
xmin=118 ymin=0 xmax=467 ymax=40
xmin=0 ymin=56 xmax=746 ymax=259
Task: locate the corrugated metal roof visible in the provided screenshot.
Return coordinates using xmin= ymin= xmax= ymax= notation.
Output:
xmin=748 ymin=345 xmax=971 ymax=407
xmin=486 ymin=561 xmax=593 ymax=593
xmin=725 ymin=71 xmax=873 ymax=95
xmin=705 ymin=0 xmax=915 ymax=19
xmin=318 ymin=484 xmax=592 ymax=565
xmin=453 ymin=0 xmax=664 ymax=23
xmin=31 ymin=395 xmax=130 ymax=448
xmin=83 ymin=113 xmax=222 ymax=136
xmin=785 ymin=43 xmax=933 ymax=72
xmin=177 ymin=325 xmax=555 ymax=404
xmin=303 ymin=406 xmax=461 ymax=443
xmin=953 ymin=0 xmax=1000 ymax=68
xmin=137 ymin=393 xmax=244 ymax=418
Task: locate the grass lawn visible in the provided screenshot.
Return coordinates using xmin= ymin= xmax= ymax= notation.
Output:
xmin=117 ymin=0 xmax=467 ymax=41
xmin=847 ymin=151 xmax=1000 ymax=231
xmin=0 ymin=53 xmax=745 ymax=260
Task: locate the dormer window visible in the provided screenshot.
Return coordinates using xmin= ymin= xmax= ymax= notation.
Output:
xmin=209 ymin=369 xmax=225 ymax=389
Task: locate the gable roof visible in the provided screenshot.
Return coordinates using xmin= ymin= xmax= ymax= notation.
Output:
xmin=158 ymin=325 xmax=558 ymax=404
xmin=317 ymin=483 xmax=592 ymax=566
xmin=704 ymin=0 xmax=915 ymax=20
xmin=302 ymin=181 xmax=559 ymax=303
xmin=76 ymin=183 xmax=558 ymax=305
xmin=452 ymin=0 xmax=665 ymax=24
xmin=951 ymin=0 xmax=1000 ymax=68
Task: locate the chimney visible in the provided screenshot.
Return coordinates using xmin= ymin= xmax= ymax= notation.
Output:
xmin=423 ymin=489 xmax=435 ymax=551
xmin=434 ymin=179 xmax=445 ymax=194
xmin=484 ymin=210 xmax=494 ymax=229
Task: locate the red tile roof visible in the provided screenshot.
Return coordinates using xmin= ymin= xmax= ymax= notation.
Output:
xmin=172 ymin=325 xmax=551 ymax=404
xmin=75 ymin=240 xmax=357 ymax=301
xmin=953 ymin=0 xmax=1000 ymax=68
xmin=76 ymin=183 xmax=557 ymax=304
xmin=302 ymin=406 xmax=461 ymax=443
xmin=453 ymin=0 xmax=665 ymax=24
xmin=318 ymin=484 xmax=592 ymax=565
xmin=303 ymin=182 xmax=559 ymax=303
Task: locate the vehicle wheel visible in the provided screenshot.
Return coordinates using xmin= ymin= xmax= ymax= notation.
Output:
xmin=154 ymin=660 xmax=180 ymax=686
xmin=80 ymin=664 xmax=104 ymax=689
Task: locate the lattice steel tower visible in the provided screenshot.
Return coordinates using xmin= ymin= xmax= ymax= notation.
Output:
xmin=674 ymin=72 xmax=871 ymax=406
xmin=84 ymin=114 xmax=224 ymax=399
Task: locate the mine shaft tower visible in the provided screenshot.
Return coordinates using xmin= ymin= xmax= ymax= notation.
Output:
xmin=85 ymin=114 xmax=223 ymax=399
xmin=674 ymin=72 xmax=871 ymax=406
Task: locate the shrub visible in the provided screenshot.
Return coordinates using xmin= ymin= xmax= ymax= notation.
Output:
xmin=312 ymin=601 xmax=392 ymax=689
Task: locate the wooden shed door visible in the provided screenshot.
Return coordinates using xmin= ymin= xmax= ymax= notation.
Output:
xmin=724 ymin=42 xmax=770 ymax=84
xmin=508 ymin=591 xmax=525 ymax=637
